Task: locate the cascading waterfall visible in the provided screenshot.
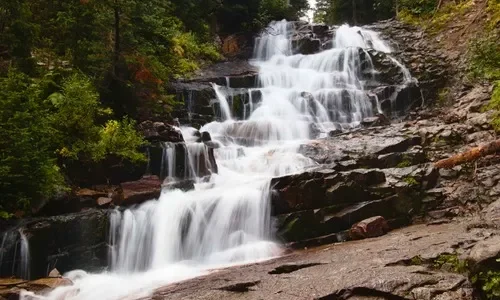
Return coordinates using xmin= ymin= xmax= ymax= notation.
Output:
xmin=21 ymin=20 xmax=413 ymax=300
xmin=19 ymin=230 xmax=30 ymax=280
xmin=0 ymin=230 xmax=30 ymax=280
xmin=159 ymin=142 xmax=175 ymax=180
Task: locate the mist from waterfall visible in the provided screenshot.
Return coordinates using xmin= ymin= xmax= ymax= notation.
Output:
xmin=21 ymin=20 xmax=403 ymax=300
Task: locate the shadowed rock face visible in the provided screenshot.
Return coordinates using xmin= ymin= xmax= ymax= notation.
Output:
xmin=0 ymin=209 xmax=109 ymax=280
xmin=269 ymin=123 xmax=438 ymax=244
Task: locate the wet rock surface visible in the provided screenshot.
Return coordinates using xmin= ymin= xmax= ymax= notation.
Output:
xmin=367 ymin=19 xmax=451 ymax=103
xmin=113 ymin=175 xmax=162 ymax=206
xmin=149 ymin=220 xmax=493 ymax=300
xmin=138 ymin=121 xmax=184 ymax=143
xmin=0 ymin=277 xmax=72 ymax=300
xmin=0 ymin=209 xmax=109 ymax=279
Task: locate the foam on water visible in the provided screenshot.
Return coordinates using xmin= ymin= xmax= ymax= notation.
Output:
xmin=20 ymin=20 xmax=403 ymax=300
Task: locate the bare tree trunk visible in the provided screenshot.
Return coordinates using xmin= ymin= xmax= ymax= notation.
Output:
xmin=434 ymin=140 xmax=500 ymax=169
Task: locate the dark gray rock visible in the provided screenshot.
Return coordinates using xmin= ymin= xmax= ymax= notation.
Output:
xmin=139 ymin=121 xmax=184 ymax=143
xmin=0 ymin=209 xmax=109 ymax=279
xmin=292 ymin=37 xmax=321 ymax=55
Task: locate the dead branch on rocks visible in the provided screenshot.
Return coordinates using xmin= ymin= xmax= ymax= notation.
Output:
xmin=434 ymin=139 xmax=500 ymax=169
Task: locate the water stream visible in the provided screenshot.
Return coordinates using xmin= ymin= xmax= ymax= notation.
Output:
xmin=19 ymin=20 xmax=409 ymax=300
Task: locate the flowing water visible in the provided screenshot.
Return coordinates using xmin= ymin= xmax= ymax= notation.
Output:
xmin=18 ymin=20 xmax=409 ymax=300
xmin=0 ymin=230 xmax=30 ymax=280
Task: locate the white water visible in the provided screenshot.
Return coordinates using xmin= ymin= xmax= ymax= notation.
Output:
xmin=20 ymin=21 xmax=403 ymax=300
xmin=0 ymin=230 xmax=30 ymax=280
xmin=159 ymin=142 xmax=175 ymax=180
xmin=19 ymin=230 xmax=30 ymax=280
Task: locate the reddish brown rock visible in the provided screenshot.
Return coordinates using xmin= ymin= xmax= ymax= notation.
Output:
xmin=96 ymin=197 xmax=113 ymax=207
xmin=114 ymin=175 xmax=162 ymax=206
xmin=349 ymin=216 xmax=390 ymax=240
xmin=76 ymin=188 xmax=108 ymax=199
xmin=0 ymin=277 xmax=72 ymax=300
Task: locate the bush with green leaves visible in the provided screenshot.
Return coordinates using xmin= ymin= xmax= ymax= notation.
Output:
xmin=472 ymin=269 xmax=500 ymax=300
xmin=468 ymin=32 xmax=500 ymax=81
xmin=0 ymin=70 xmax=65 ymax=214
xmin=49 ymin=73 xmax=146 ymax=164
xmin=0 ymin=70 xmax=147 ymax=217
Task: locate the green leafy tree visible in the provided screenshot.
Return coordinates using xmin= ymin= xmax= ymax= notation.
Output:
xmin=0 ymin=70 xmax=65 ymax=214
xmin=49 ymin=73 xmax=146 ymax=164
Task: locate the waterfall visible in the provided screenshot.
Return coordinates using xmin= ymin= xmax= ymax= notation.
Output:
xmin=28 ymin=20 xmax=410 ymax=300
xmin=19 ymin=230 xmax=30 ymax=280
xmin=159 ymin=142 xmax=176 ymax=180
xmin=212 ymin=83 xmax=232 ymax=121
xmin=0 ymin=230 xmax=30 ymax=280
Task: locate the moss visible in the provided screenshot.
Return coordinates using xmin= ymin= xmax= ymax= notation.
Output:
xmin=403 ymin=176 xmax=419 ymax=186
xmin=433 ymin=253 xmax=469 ymax=274
xmin=429 ymin=0 xmax=474 ymax=33
xmin=437 ymin=87 xmax=450 ymax=107
xmin=398 ymin=0 xmax=474 ymax=34
xmin=485 ymin=82 xmax=500 ymax=132
xmin=397 ymin=159 xmax=412 ymax=168
xmin=410 ymin=255 xmax=424 ymax=265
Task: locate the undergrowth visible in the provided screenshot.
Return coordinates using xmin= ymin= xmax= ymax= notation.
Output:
xmin=398 ymin=0 xmax=474 ymax=34
xmin=473 ymin=269 xmax=500 ymax=299
xmin=466 ymin=0 xmax=500 ymax=131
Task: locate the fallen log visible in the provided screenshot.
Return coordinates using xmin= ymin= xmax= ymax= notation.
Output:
xmin=434 ymin=139 xmax=500 ymax=169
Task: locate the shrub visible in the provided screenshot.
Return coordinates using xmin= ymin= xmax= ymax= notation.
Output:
xmin=92 ymin=119 xmax=147 ymax=163
xmin=472 ymin=270 xmax=500 ymax=300
xmin=0 ymin=70 xmax=66 ymax=214
xmin=50 ymin=73 xmax=146 ymax=163
xmin=468 ymin=32 xmax=500 ymax=81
